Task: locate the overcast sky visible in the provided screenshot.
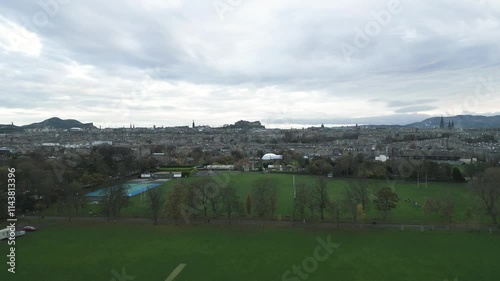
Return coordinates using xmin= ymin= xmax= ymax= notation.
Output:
xmin=1 ymin=0 xmax=499 ymax=128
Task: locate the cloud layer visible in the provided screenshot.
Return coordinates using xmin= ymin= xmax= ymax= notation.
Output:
xmin=1 ymin=0 xmax=499 ymax=128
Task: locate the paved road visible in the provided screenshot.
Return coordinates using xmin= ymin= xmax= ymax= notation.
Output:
xmin=16 ymin=216 xmax=499 ymax=233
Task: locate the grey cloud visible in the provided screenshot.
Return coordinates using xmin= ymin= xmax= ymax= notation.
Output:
xmin=394 ymin=105 xmax=438 ymax=113
xmin=386 ymin=99 xmax=437 ymax=108
xmin=267 ymin=114 xmax=433 ymax=126
xmin=1 ymin=0 xmax=500 ymax=127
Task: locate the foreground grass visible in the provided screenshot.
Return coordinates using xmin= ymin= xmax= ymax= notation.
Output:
xmin=0 ymin=222 xmax=498 ymax=281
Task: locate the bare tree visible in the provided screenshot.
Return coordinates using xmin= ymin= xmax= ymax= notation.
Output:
xmin=269 ymin=185 xmax=278 ymax=218
xmin=166 ymin=181 xmax=188 ymax=224
xmin=208 ymin=183 xmax=222 ymax=218
xmin=146 ymin=186 xmax=165 ymax=225
xmin=464 ymin=207 xmax=480 ymax=231
xmin=220 ymin=184 xmax=240 ymax=223
xmin=470 ymin=167 xmax=500 ymax=225
xmin=59 ymin=181 xmax=85 ymax=221
xmin=437 ymin=196 xmax=455 ymax=224
xmin=306 ymin=185 xmax=318 ymax=219
xmin=352 ymin=176 xmax=369 ymax=211
xmin=423 ymin=196 xmax=455 ymax=224
xmin=328 ymin=200 xmax=341 ymax=226
xmin=101 ymin=183 xmax=130 ymax=221
xmin=251 ymin=177 xmax=277 ymax=218
xmin=187 ymin=178 xmax=222 ymax=219
xmin=190 ymin=180 xmax=211 ymax=217
xmin=293 ymin=183 xmax=309 ymax=221
xmin=343 ymin=187 xmax=358 ymax=224
xmin=314 ymin=178 xmax=329 ymax=220
xmin=423 ymin=198 xmax=438 ymax=216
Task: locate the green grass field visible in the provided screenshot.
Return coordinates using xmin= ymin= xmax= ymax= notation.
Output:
xmin=44 ymin=172 xmax=487 ymax=225
xmin=1 ymin=222 xmax=498 ymax=281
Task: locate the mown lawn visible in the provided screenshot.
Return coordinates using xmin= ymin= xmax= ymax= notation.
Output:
xmin=0 ymin=222 xmax=498 ymax=281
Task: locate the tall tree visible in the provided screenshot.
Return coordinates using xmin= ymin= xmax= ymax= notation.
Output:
xmin=269 ymin=184 xmax=278 ymax=218
xmin=314 ymin=178 xmax=329 ymax=220
xmin=437 ymin=196 xmax=455 ymax=224
xmin=146 ymin=186 xmax=165 ymax=225
xmin=59 ymin=181 xmax=85 ymax=221
xmin=251 ymin=177 xmax=277 ymax=218
xmin=356 ymin=203 xmax=366 ymax=226
xmin=373 ymin=187 xmax=399 ymax=220
xmin=208 ymin=183 xmax=222 ymax=218
xmin=352 ymin=176 xmax=369 ymax=211
xmin=343 ymin=187 xmax=359 ymax=224
xmin=470 ymin=168 xmax=500 ymax=225
xmin=190 ymin=179 xmax=211 ymax=217
xmin=220 ymin=184 xmax=240 ymax=223
xmin=423 ymin=198 xmax=437 ymax=216
xmin=328 ymin=200 xmax=341 ymax=226
xmin=101 ymin=182 xmax=130 ymax=221
xmin=166 ymin=181 xmax=188 ymax=224
xmin=293 ymin=183 xmax=309 ymax=221
xmin=452 ymin=168 xmax=466 ymax=183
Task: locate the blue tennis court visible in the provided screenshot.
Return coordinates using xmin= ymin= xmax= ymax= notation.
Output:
xmin=86 ymin=182 xmax=163 ymax=197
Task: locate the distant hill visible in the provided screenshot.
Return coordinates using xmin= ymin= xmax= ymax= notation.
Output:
xmin=227 ymin=120 xmax=265 ymax=129
xmin=0 ymin=124 xmax=22 ymax=134
xmin=406 ymin=115 xmax=500 ymax=129
xmin=23 ymin=117 xmax=97 ymax=130
xmin=0 ymin=117 xmax=97 ymax=133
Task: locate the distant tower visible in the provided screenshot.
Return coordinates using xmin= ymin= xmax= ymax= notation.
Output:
xmin=451 ymin=120 xmax=455 ymax=129
xmin=440 ymin=116 xmax=445 ymax=129
xmin=321 ymin=123 xmax=324 ymax=128
xmin=192 ymin=120 xmax=195 ymax=128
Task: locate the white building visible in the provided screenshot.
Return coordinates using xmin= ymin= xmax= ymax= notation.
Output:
xmin=375 ymin=155 xmax=389 ymax=162
xmin=92 ymin=141 xmax=113 ymax=146
xmin=262 ymin=153 xmax=283 ymax=161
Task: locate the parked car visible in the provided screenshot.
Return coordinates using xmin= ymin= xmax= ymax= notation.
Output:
xmin=23 ymin=226 xmax=36 ymax=232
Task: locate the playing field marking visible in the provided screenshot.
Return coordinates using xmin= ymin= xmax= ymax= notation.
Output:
xmin=165 ymin=263 xmax=186 ymax=281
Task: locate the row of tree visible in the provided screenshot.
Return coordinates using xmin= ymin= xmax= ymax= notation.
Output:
xmin=155 ymin=168 xmax=500 ymax=226
xmin=292 ymin=178 xmax=398 ymax=224
xmin=68 ymin=166 xmax=500 ymax=227
xmin=157 ymin=176 xmax=400 ymax=225
xmin=2 ymin=159 xmax=498 ymax=227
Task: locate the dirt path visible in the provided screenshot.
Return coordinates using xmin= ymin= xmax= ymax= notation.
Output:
xmin=15 ymin=216 xmax=499 ymax=233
